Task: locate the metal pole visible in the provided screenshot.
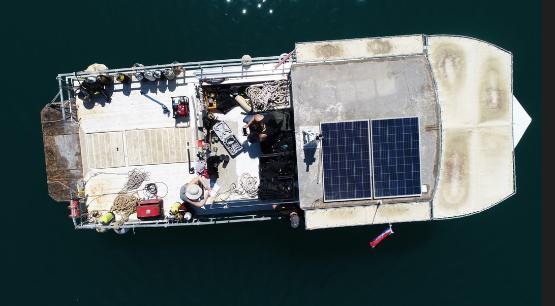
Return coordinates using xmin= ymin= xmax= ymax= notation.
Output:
xmin=58 ymin=77 xmax=65 ymax=120
xmin=65 ymin=78 xmax=73 ymax=121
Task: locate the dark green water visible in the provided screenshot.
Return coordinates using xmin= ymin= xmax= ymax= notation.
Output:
xmin=2 ymin=1 xmax=540 ymax=305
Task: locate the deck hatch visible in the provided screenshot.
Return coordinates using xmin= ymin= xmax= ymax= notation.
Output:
xmin=321 ymin=120 xmax=373 ymax=202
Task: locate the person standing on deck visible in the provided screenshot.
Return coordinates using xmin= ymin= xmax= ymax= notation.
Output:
xmin=243 ymin=113 xmax=280 ymax=143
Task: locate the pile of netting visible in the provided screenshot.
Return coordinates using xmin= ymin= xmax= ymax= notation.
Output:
xmin=245 ymin=80 xmax=289 ymax=112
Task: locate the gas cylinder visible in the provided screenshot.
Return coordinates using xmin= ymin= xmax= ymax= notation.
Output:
xmin=68 ymin=199 xmax=80 ymax=218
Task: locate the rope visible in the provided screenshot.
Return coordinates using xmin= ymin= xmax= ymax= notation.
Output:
xmin=122 ymin=168 xmax=150 ymax=191
xmin=216 ymin=173 xmax=259 ymax=202
xmin=111 ymin=193 xmax=139 ymax=228
xmin=84 ymin=169 xmax=151 ymax=226
xmin=245 ymin=80 xmax=289 ymax=112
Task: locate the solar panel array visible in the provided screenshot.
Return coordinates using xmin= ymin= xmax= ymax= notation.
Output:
xmin=320 ymin=117 xmax=421 ymax=202
xmin=321 ymin=121 xmax=372 ymax=201
xmin=371 ymin=118 xmax=421 ymax=198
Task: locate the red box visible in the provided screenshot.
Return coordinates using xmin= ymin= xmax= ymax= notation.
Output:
xmin=137 ymin=199 xmax=163 ymax=219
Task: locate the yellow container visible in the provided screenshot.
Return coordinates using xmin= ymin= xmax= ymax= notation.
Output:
xmin=100 ymin=212 xmax=115 ymax=225
xmin=170 ymin=202 xmax=181 ymax=215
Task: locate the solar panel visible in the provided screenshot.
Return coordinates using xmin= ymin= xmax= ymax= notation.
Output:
xmin=371 ymin=117 xmax=421 ymax=198
xmin=321 ymin=121 xmax=372 ymax=202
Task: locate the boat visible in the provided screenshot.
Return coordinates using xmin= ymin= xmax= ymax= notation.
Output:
xmin=40 ymin=34 xmax=532 ymax=233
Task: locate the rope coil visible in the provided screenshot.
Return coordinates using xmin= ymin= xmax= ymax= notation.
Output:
xmin=216 ymin=173 xmax=259 ymax=202
xmin=111 ymin=193 xmax=139 ymax=228
xmin=245 ymin=80 xmax=289 ymax=112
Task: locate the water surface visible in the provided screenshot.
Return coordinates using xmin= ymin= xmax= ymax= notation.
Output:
xmin=1 ymin=1 xmax=540 ymax=305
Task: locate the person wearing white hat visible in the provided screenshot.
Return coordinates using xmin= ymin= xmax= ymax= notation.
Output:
xmin=180 ymin=176 xmax=213 ymax=208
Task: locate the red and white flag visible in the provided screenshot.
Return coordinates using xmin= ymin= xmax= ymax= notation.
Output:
xmin=369 ymin=225 xmax=394 ymax=248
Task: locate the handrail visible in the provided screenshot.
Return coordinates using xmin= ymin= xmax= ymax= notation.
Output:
xmin=57 ymin=55 xmax=284 ymax=78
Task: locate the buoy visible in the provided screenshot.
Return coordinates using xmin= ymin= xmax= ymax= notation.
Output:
xmin=153 ymin=70 xmax=162 ymax=79
xmin=99 ymin=212 xmax=115 ymax=225
xmin=113 ymin=227 xmax=129 ymax=235
xmin=171 ymin=61 xmax=183 ymax=76
xmin=85 ymin=63 xmax=109 ymax=73
xmin=95 ymin=227 xmax=108 ymax=233
xmin=116 ymin=73 xmax=131 ymax=84
xmin=170 ymin=202 xmax=181 ymax=215
xmin=163 ymin=69 xmax=176 ymax=80
xmin=144 ymin=70 xmax=156 ymax=81
xmin=234 ymin=95 xmax=252 ymax=113
xmin=241 ymin=54 xmax=252 ymax=67
xmin=133 ymin=63 xmax=145 ymax=81
xmin=96 ymin=74 xmax=113 ymax=86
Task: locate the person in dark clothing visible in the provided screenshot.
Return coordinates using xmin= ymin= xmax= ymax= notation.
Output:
xmin=243 ymin=113 xmax=280 ymax=143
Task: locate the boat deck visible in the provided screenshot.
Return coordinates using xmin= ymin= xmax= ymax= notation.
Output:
xmin=75 ymin=63 xmax=291 ymax=225
xmin=291 ymin=39 xmax=440 ymax=229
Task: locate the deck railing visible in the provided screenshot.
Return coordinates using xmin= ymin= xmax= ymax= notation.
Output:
xmin=50 ymin=54 xmax=296 ymax=122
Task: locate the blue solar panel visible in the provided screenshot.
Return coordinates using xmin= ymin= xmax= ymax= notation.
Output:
xmin=371 ymin=117 xmax=421 ymax=198
xmin=321 ymin=121 xmax=372 ymax=201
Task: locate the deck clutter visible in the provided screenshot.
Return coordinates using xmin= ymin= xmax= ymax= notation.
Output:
xmin=53 ymin=57 xmax=300 ymax=231
xmin=42 ymin=34 xmax=528 ymax=232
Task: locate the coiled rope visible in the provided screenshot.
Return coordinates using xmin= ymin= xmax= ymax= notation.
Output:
xmin=122 ymin=168 xmax=150 ymax=191
xmin=111 ymin=193 xmax=139 ymax=228
xmin=245 ymin=80 xmax=289 ymax=112
xmin=216 ymin=173 xmax=259 ymax=202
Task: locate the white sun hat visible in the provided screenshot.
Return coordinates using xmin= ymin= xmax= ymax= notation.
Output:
xmin=182 ymin=184 xmax=203 ymax=201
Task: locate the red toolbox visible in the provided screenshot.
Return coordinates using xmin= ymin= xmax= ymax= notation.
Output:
xmin=137 ymin=198 xmax=163 ymax=219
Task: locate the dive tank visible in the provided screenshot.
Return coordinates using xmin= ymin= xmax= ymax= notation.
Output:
xmin=234 ymin=95 xmax=252 ymax=113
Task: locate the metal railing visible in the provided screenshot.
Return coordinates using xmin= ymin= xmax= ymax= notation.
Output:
xmin=50 ymin=54 xmax=295 ymax=122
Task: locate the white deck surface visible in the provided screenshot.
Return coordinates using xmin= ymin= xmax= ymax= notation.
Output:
xmin=427 ymin=36 xmax=517 ymax=218
xmin=76 ymin=63 xmax=289 ymax=220
xmin=295 ymin=35 xmax=424 ymax=63
xmin=305 ymin=202 xmax=431 ymax=230
xmin=76 ymin=72 xmax=198 ymax=216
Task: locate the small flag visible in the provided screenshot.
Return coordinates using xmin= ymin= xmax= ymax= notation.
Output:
xmin=274 ymin=50 xmax=295 ymax=69
xmin=369 ymin=224 xmax=394 ymax=248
